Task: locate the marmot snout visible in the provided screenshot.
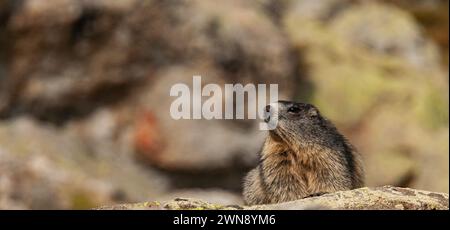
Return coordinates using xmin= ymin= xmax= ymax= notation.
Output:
xmin=243 ymin=101 xmax=364 ymax=205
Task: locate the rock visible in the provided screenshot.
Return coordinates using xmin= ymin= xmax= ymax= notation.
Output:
xmin=364 ymin=152 xmax=416 ymax=187
xmin=410 ymin=128 xmax=449 ymax=193
xmin=159 ymin=189 xmax=244 ymax=206
xmin=0 ymin=0 xmax=296 ymax=181
xmin=129 ymin=66 xmax=266 ymax=172
xmin=282 ymin=0 xmax=352 ymax=22
xmin=0 ymin=0 xmax=143 ymax=121
xmin=284 ymin=1 xmax=447 ymax=128
xmin=250 ymin=186 xmax=449 ymax=210
xmin=96 ymin=186 xmax=449 ymax=210
xmin=330 ymin=3 xmax=441 ymax=70
xmin=385 ymin=0 xmax=449 ymax=67
xmin=283 ymin=0 xmax=448 ymax=192
xmin=0 ymin=117 xmax=169 ymax=209
xmin=0 ymin=0 xmax=296 ymax=122
xmin=121 ymin=66 xmax=266 ymax=191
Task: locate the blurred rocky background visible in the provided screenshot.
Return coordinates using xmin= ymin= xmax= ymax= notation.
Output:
xmin=0 ymin=0 xmax=448 ymax=209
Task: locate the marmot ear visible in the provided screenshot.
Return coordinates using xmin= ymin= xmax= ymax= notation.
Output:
xmin=308 ymin=107 xmax=319 ymax=117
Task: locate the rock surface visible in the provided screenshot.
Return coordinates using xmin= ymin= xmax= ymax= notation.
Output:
xmin=0 ymin=117 xmax=169 ymax=209
xmin=96 ymin=186 xmax=449 ymax=210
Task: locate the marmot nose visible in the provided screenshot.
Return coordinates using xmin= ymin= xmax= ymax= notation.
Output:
xmin=265 ymin=105 xmax=271 ymax=112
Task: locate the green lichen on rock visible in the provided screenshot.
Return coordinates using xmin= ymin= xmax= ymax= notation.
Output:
xmin=284 ymin=2 xmax=448 ymax=129
xmin=163 ymin=198 xmax=239 ymax=210
xmin=97 ymin=201 xmax=163 ymax=210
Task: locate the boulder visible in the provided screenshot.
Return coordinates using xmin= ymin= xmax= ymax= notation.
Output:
xmin=0 ymin=0 xmax=296 ymax=121
xmin=0 ymin=0 xmax=296 ymax=175
xmin=96 ymin=186 xmax=449 ymax=210
xmin=283 ymin=0 xmax=449 ymax=192
xmin=0 ymin=117 xmax=168 ymax=209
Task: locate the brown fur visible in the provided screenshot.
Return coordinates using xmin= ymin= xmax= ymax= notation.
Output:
xmin=243 ymin=101 xmax=364 ymax=205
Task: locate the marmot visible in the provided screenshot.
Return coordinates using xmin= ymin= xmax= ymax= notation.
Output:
xmin=243 ymin=101 xmax=364 ymax=205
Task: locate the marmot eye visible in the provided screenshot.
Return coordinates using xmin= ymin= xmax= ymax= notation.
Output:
xmin=288 ymin=106 xmax=300 ymax=114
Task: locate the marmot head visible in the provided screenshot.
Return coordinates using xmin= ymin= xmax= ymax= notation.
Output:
xmin=264 ymin=101 xmax=334 ymax=149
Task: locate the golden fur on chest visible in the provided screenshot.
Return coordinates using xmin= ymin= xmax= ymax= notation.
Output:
xmin=243 ymin=135 xmax=358 ymax=205
xmin=260 ymin=139 xmax=335 ymax=198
